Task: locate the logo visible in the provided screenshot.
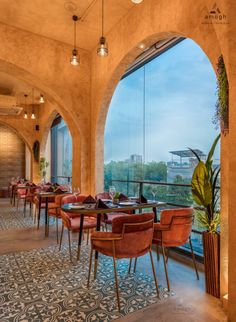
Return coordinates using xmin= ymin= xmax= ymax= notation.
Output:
xmin=202 ymin=3 xmax=228 ymax=24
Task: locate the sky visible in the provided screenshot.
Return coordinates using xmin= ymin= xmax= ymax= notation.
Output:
xmin=104 ymin=39 xmax=220 ymax=164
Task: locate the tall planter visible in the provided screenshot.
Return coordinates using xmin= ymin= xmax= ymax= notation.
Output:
xmin=202 ymin=232 xmax=220 ymax=298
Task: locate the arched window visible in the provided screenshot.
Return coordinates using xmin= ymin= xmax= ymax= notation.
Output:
xmin=104 ymin=38 xmax=220 ymax=255
xmin=50 ymin=115 xmax=72 ymax=185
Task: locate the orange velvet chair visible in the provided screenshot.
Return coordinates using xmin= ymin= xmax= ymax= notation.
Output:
xmin=16 ymin=185 xmax=27 ymax=211
xmin=87 ymin=213 xmax=159 ymax=312
xmin=59 ymin=194 xmax=97 ymax=262
xmin=47 ymin=193 xmax=71 ymax=242
xmin=152 ymin=207 xmax=199 ymax=291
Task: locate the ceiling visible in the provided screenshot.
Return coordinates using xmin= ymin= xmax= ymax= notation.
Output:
xmin=0 ymin=0 xmax=135 ymax=51
xmin=0 ymin=72 xmax=41 ymax=99
xmin=0 ymin=72 xmax=42 ymax=116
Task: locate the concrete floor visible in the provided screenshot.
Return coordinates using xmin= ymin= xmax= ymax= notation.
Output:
xmin=0 ymin=199 xmax=227 ymax=322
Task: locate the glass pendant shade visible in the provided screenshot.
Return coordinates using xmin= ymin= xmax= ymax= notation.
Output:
xmin=132 ymin=0 xmax=143 ymax=3
xmin=31 ymin=113 xmax=36 ymax=119
xmin=97 ymin=37 xmax=108 ymax=57
xmin=70 ymin=48 xmax=80 ymax=65
xmin=24 ymin=112 xmax=28 ymax=119
xmin=39 ymin=94 xmax=44 ymax=104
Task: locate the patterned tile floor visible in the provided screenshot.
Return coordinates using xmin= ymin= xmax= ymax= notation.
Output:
xmin=0 ymin=202 xmax=52 ymax=231
xmin=0 ymin=243 xmax=172 ymax=321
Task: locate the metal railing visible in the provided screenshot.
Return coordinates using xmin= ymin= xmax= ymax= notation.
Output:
xmin=51 ymin=176 xmax=72 ymax=184
xmin=111 ymin=179 xmax=220 ymax=260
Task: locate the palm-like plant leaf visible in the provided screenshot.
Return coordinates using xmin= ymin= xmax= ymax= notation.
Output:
xmin=206 ymin=134 xmax=220 ymax=172
xmin=191 ymin=161 xmax=212 ymax=207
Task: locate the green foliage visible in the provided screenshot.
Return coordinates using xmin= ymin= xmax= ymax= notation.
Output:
xmin=104 ymin=160 xmax=167 ymax=193
xmin=190 ymin=134 xmax=220 ymax=233
xmin=214 ymin=55 xmax=229 ymax=131
xmin=40 ymin=157 xmax=49 ymax=179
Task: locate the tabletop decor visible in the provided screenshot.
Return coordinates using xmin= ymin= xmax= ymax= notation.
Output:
xmin=190 ymin=134 xmax=220 ymax=297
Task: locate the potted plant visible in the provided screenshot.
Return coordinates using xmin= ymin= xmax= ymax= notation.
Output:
xmin=190 ymin=134 xmax=220 ymax=298
xmin=39 ymin=157 xmax=49 ymax=184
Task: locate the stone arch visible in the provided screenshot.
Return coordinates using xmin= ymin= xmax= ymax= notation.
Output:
xmin=94 ymin=31 xmax=220 ymax=193
xmin=0 ymin=58 xmax=83 ymax=189
xmin=39 ymin=106 xmax=82 ymax=190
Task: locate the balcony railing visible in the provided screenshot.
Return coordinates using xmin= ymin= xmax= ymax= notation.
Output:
xmin=51 ymin=176 xmax=72 ymax=184
xmin=111 ymin=179 xmax=220 ymax=260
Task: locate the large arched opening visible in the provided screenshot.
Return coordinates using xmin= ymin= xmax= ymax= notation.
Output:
xmin=104 ymin=36 xmax=219 ymax=255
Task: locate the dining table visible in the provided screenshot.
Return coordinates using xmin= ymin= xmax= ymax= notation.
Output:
xmin=61 ymin=200 xmax=166 ymax=262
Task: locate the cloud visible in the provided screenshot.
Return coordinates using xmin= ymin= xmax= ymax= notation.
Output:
xmin=104 ymin=39 xmax=220 ymax=164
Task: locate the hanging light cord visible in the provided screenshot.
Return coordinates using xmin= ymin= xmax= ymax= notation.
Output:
xmin=102 ymin=0 xmax=104 ymax=37
xmin=32 ymin=88 xmax=35 ymax=113
xmin=74 ymin=18 xmax=77 ymax=49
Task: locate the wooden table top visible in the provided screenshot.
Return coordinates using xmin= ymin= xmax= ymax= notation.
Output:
xmin=61 ymin=201 xmax=166 ymax=215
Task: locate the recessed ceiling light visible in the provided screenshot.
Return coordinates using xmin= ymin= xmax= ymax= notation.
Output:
xmin=131 ymin=0 xmax=143 ymax=4
xmin=139 ymin=43 xmax=145 ymax=49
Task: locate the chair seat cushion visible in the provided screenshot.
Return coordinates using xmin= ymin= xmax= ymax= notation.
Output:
xmin=103 ymin=212 xmax=130 ymax=224
xmin=71 ymin=217 xmax=97 ymax=232
xmin=48 ymin=208 xmax=61 ymax=217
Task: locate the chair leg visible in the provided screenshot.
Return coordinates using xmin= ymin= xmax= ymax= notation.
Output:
xmin=133 ymin=257 xmax=137 ymax=273
xmin=112 ymin=255 xmax=121 ymax=312
xmin=17 ymin=197 xmax=19 ymax=211
xmin=161 ymin=246 xmax=170 ymax=291
xmin=94 ymin=254 xmax=98 ymax=279
xmin=59 ymin=224 xmax=64 ymax=251
xmin=68 ymin=230 xmax=72 ymax=262
xmin=156 ymin=245 xmax=160 ymax=261
xmin=56 ymin=217 xmax=59 ymax=244
xmin=166 ymin=247 xmax=170 ymax=263
xmin=87 ymin=247 xmax=94 ymax=288
xmin=149 ymin=250 xmax=159 ymax=298
xmin=86 ymin=229 xmax=89 ymax=245
xmin=189 ymin=237 xmax=199 ymax=280
xmin=128 ymin=258 xmax=132 ymax=274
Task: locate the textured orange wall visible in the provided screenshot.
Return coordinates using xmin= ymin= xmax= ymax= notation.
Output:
xmin=0 ymin=0 xmax=235 ymax=319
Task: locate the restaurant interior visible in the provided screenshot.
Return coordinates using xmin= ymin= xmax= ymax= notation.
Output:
xmin=0 ymin=0 xmax=235 ymax=321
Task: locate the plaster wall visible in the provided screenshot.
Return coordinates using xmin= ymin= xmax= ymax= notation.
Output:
xmin=0 ymin=0 xmax=235 ymax=319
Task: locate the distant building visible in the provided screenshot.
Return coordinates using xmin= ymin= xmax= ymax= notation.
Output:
xmin=129 ymin=154 xmax=143 ymax=163
xmin=167 ymin=149 xmax=206 ymax=183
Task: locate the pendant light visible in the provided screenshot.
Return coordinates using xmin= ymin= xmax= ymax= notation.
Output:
xmin=131 ymin=0 xmax=143 ymax=3
xmin=70 ymin=15 xmax=80 ymax=65
xmin=31 ymin=88 xmax=36 ymax=119
xmin=39 ymin=94 xmax=45 ymax=104
xmin=97 ymin=0 xmax=108 ymax=57
xmin=23 ymin=94 xmax=28 ymax=119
